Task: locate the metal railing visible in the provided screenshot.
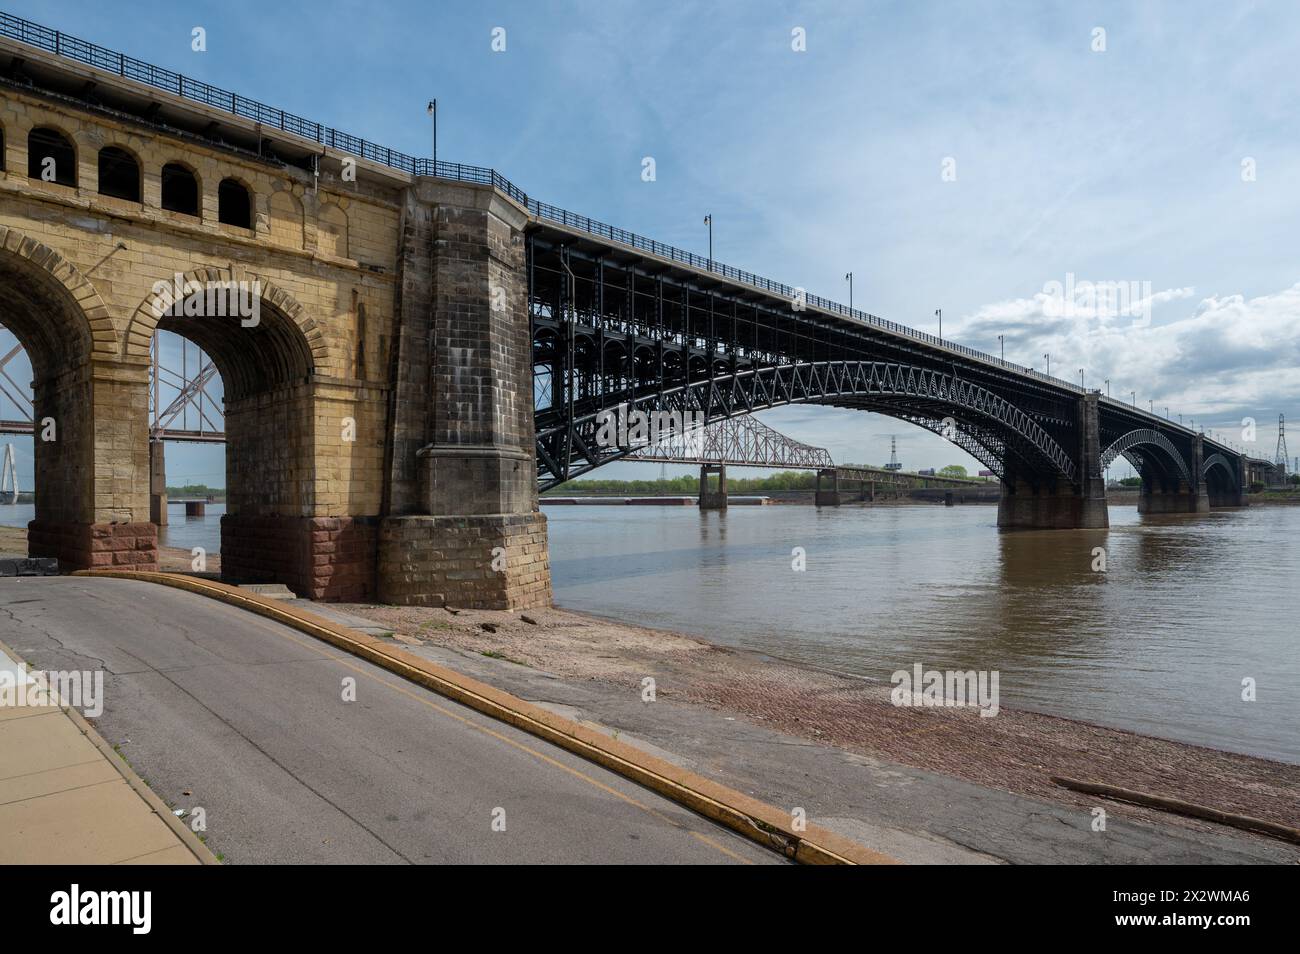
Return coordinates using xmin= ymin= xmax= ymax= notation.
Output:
xmin=0 ymin=10 xmax=1233 ymax=453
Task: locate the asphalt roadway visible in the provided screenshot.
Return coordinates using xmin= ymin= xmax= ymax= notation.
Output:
xmin=0 ymin=576 xmax=782 ymax=864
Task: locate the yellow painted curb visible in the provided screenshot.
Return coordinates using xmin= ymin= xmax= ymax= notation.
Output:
xmin=0 ymin=636 xmax=220 ymax=865
xmin=75 ymin=569 xmax=898 ymax=865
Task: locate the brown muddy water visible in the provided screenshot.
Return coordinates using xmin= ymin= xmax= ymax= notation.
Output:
xmin=545 ymin=503 xmax=1300 ymax=763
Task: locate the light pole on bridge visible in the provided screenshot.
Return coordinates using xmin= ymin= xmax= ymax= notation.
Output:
xmin=1043 ymin=352 xmax=1050 ymax=376
xmin=1079 ymin=368 xmax=1085 ymax=389
xmin=936 ymin=309 xmax=942 ymax=340
xmin=703 ymin=214 xmax=713 ymax=269
xmin=1149 ymin=399 xmax=1154 ymax=413
xmin=1104 ymin=378 xmax=1110 ymax=397
xmin=997 ymin=334 xmax=1005 ymax=363
xmin=845 ymin=272 xmax=853 ymax=311
xmin=1131 ymin=391 xmax=1136 ymax=406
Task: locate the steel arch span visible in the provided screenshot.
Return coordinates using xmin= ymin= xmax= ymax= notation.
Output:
xmin=1101 ymin=428 xmax=1193 ymax=485
xmin=534 ymin=360 xmax=1075 ymax=489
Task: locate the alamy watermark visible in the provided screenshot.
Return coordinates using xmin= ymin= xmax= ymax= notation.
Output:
xmin=149 ymin=273 xmax=261 ymax=327
xmin=890 ymin=663 xmax=999 ymax=717
xmin=1042 ymin=272 xmax=1152 ymax=322
xmin=0 ymin=668 xmax=104 ymax=717
xmin=594 ymin=403 xmax=704 ymax=450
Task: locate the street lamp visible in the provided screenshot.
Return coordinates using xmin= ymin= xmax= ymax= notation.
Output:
xmin=936 ymin=309 xmax=942 ymax=340
xmin=1149 ymin=399 xmax=1154 ymax=413
xmin=1104 ymin=378 xmax=1110 ymax=397
xmin=1079 ymin=368 xmax=1085 ymax=389
xmin=1044 ymin=353 xmax=1051 ymax=376
xmin=845 ymin=272 xmax=853 ymax=311
xmin=997 ymin=334 xmax=1005 ymax=362
xmin=703 ymin=214 xmax=713 ymax=267
xmin=426 ymin=100 xmax=437 ymax=170
xmin=1164 ymin=406 xmax=1169 ymax=419
xmin=1131 ymin=391 xmax=1136 ymax=406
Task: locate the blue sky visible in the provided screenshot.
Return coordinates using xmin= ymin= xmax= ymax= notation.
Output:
xmin=3 ymin=0 xmax=1299 ymax=486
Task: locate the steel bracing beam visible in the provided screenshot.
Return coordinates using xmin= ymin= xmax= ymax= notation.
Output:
xmin=627 ymin=414 xmax=835 ymax=469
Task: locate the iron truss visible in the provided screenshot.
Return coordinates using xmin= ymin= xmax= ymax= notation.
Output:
xmin=0 ymin=331 xmax=224 ymax=442
xmin=535 ymin=361 xmax=1076 ymax=490
xmin=1100 ymin=428 xmax=1191 ymax=484
xmin=626 ymin=414 xmax=834 ymax=470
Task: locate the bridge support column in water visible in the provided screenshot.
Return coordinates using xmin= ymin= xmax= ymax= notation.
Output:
xmin=149 ymin=439 xmax=167 ymax=527
xmin=998 ymin=392 xmax=1109 ymax=529
xmin=376 ymin=181 xmax=551 ymax=610
xmin=698 ymin=464 xmax=728 ymax=510
xmin=1137 ymin=433 xmax=1212 ymax=514
xmin=815 ymin=468 xmax=841 ymax=508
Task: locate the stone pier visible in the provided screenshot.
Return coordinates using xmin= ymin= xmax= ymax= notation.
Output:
xmin=149 ymin=439 xmax=167 ymax=527
xmin=998 ymin=392 xmax=1109 ymax=529
xmin=376 ymin=180 xmax=550 ymax=611
xmin=698 ymin=463 xmax=727 ymax=510
xmin=814 ymin=468 xmax=841 ymax=507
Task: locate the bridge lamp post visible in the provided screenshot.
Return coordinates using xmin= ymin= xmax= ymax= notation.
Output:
xmin=845 ymin=272 xmax=853 ymax=311
xmin=1149 ymin=399 xmax=1154 ymax=413
xmin=1131 ymin=391 xmax=1136 ymax=406
xmin=936 ymin=309 xmax=942 ymax=340
xmin=998 ymin=334 xmax=1005 ymax=363
xmin=1079 ymin=368 xmax=1085 ymax=389
xmin=1043 ymin=352 xmax=1050 ymax=376
xmin=1104 ymin=378 xmax=1110 ymax=397
xmin=1164 ymin=406 xmax=1169 ymax=420
xmin=703 ymin=214 xmax=713 ymax=268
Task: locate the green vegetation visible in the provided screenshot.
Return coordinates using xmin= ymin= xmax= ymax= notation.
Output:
xmin=544 ymin=463 xmax=987 ymax=496
xmin=1119 ymin=476 xmax=1142 ymax=487
xmin=164 ymin=483 xmax=225 ymax=500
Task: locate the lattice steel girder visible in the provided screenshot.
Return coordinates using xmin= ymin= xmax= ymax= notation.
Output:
xmin=626 ymin=413 xmax=835 ymax=469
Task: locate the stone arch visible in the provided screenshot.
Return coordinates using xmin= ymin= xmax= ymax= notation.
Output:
xmin=123 ymin=268 xmax=331 ymax=373
xmin=269 ymin=188 xmax=305 ymax=249
xmin=317 ymin=200 xmax=349 ymax=258
xmin=0 ymin=226 xmax=117 ymax=365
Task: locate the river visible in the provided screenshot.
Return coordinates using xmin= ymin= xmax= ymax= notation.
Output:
xmin=3 ymin=500 xmax=1295 ymax=762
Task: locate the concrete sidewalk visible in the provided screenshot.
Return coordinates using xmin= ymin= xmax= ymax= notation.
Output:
xmin=0 ymin=641 xmax=215 ymax=865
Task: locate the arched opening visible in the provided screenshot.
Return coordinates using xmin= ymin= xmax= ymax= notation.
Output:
xmin=217 ymin=178 xmax=252 ymax=229
xmin=161 ymin=162 xmax=200 ymax=216
xmin=149 ymin=281 xmax=317 ymax=592
xmin=97 ymin=146 xmax=141 ymax=202
xmin=27 ymin=127 xmax=76 ymax=187
xmin=0 ymin=242 xmax=101 ymax=567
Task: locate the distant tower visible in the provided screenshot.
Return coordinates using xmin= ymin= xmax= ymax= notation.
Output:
xmin=1275 ymin=414 xmax=1289 ymax=480
xmin=0 ymin=444 xmax=17 ymax=505
xmin=884 ymin=435 xmax=901 ymax=471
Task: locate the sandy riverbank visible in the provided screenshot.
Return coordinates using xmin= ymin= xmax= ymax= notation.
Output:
xmin=332 ymin=598 xmax=1298 ymax=844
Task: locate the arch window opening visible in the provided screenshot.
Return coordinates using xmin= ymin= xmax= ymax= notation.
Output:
xmin=161 ymin=162 xmax=200 ymax=215
xmin=97 ymin=146 xmax=141 ymax=202
xmin=27 ymin=127 xmax=76 ymax=186
xmin=217 ymin=178 xmax=252 ymax=229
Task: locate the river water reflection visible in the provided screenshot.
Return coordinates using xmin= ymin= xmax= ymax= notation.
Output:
xmin=546 ymin=503 xmax=1300 ymax=763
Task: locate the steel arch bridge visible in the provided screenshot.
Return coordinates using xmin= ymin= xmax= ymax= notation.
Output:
xmin=526 ymin=228 xmax=1247 ymax=525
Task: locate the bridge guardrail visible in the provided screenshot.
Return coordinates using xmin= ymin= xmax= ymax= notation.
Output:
xmin=0 ymin=10 xmax=1239 ymax=457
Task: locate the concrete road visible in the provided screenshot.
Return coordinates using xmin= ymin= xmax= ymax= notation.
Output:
xmin=0 ymin=577 xmax=782 ymax=864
